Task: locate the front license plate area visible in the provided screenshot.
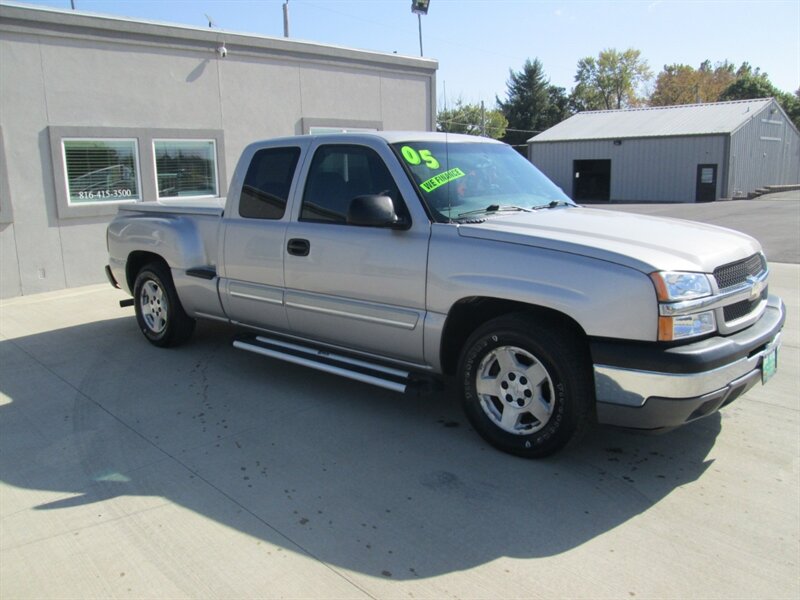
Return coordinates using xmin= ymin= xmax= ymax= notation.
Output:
xmin=762 ymin=349 xmax=778 ymax=384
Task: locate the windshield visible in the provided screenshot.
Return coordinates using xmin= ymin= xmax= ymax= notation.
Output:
xmin=392 ymin=140 xmax=572 ymax=221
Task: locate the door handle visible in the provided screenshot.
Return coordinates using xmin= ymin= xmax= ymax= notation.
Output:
xmin=287 ymin=238 xmax=310 ymax=257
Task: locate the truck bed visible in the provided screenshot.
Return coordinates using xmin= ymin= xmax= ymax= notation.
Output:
xmin=117 ymin=200 xmax=225 ymax=217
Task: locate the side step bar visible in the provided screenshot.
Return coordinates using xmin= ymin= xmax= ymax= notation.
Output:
xmin=233 ymin=335 xmax=415 ymax=393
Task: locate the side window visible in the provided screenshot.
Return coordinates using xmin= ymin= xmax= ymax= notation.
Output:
xmin=239 ymin=147 xmax=301 ymax=220
xmin=300 ymin=145 xmax=401 ymax=224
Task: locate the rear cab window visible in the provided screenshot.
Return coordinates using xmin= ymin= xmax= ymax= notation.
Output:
xmin=239 ymin=147 xmax=301 ymax=220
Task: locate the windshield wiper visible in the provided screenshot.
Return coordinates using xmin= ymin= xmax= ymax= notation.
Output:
xmin=456 ymin=204 xmax=533 ymax=218
xmin=533 ymin=200 xmax=574 ymax=210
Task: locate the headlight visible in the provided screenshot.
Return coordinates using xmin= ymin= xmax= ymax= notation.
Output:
xmin=651 ymin=271 xmax=716 ymax=341
xmin=650 ymin=272 xmax=712 ymax=301
xmin=658 ymin=311 xmax=716 ymax=341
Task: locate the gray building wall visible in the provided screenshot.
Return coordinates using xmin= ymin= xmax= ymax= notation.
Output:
xmin=0 ymin=4 xmax=436 ymax=298
xmin=529 ymin=135 xmax=727 ymax=203
xmin=727 ymin=100 xmax=800 ymax=197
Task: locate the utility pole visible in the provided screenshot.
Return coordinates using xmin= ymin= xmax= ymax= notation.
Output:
xmin=481 ymin=101 xmax=486 ymax=137
xmin=283 ymin=1 xmax=290 ymax=38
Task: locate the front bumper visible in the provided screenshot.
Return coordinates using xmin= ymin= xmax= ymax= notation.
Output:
xmin=591 ymin=295 xmax=785 ymax=430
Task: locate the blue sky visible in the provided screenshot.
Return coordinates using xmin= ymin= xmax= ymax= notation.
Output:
xmin=9 ymin=0 xmax=800 ymax=108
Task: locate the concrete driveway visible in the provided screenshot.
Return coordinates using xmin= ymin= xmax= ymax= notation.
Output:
xmin=1 ymin=258 xmax=798 ymax=596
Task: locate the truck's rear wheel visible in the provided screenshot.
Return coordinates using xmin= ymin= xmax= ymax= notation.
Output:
xmin=457 ymin=314 xmax=592 ymax=458
xmin=133 ymin=262 xmax=195 ymax=347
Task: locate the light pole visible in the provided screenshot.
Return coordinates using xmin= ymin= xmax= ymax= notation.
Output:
xmin=411 ymin=0 xmax=430 ymax=57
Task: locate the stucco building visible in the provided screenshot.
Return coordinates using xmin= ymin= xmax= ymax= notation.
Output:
xmin=0 ymin=3 xmax=437 ymax=297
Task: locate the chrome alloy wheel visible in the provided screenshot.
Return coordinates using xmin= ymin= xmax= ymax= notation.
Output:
xmin=139 ymin=279 xmax=168 ymax=334
xmin=475 ymin=345 xmax=555 ymax=435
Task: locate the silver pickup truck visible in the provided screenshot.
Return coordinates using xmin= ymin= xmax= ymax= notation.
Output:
xmin=106 ymin=132 xmax=785 ymax=457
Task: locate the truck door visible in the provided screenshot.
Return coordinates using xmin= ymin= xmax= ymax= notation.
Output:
xmin=283 ymin=141 xmax=429 ymax=363
xmin=219 ymin=144 xmax=306 ymax=332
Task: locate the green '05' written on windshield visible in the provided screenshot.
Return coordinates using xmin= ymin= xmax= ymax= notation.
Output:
xmin=393 ymin=140 xmax=571 ymax=222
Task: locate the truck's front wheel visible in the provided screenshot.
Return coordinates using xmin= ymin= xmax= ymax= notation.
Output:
xmin=133 ymin=262 xmax=195 ymax=347
xmin=457 ymin=315 xmax=592 ymax=458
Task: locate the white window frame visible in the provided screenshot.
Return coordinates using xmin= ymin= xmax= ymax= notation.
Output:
xmin=152 ymin=138 xmax=219 ymax=202
xmin=49 ymin=126 xmax=226 ymax=220
xmin=62 ymin=137 xmax=142 ymax=207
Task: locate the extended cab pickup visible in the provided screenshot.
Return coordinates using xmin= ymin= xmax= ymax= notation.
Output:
xmin=106 ymin=132 xmax=785 ymax=457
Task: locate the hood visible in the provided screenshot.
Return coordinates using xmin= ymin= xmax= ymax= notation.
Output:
xmin=457 ymin=206 xmax=761 ymax=273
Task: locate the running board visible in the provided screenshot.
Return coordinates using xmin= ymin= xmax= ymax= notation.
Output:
xmin=233 ymin=335 xmax=413 ymax=393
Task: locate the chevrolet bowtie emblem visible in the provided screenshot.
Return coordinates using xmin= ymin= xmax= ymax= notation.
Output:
xmin=747 ymin=275 xmax=766 ymax=301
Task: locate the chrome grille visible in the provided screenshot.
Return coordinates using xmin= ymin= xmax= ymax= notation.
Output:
xmin=713 ymin=254 xmax=769 ymax=329
xmin=713 ymin=254 xmax=766 ymax=289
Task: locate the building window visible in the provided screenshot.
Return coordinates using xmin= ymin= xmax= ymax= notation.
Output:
xmin=62 ymin=139 xmax=141 ymax=205
xmin=50 ymin=126 xmax=226 ymax=219
xmin=154 ymin=140 xmax=218 ymax=199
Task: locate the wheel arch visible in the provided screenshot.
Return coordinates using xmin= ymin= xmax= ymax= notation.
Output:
xmin=440 ymin=297 xmax=589 ymax=376
xmin=126 ymin=251 xmax=170 ymax=292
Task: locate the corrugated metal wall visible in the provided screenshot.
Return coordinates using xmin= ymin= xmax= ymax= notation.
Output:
xmin=529 ymin=135 xmax=727 ymax=202
xmin=728 ymin=101 xmax=800 ymax=197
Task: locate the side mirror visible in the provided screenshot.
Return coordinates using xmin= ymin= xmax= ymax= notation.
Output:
xmin=346 ymin=195 xmax=409 ymax=229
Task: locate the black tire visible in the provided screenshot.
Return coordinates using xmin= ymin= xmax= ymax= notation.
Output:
xmin=457 ymin=314 xmax=592 ymax=458
xmin=133 ymin=261 xmax=195 ymax=347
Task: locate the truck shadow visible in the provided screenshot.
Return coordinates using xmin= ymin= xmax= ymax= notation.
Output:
xmin=0 ymin=316 xmax=721 ymax=580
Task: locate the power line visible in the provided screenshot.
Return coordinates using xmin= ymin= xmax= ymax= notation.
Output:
xmin=438 ymin=119 xmax=543 ymax=134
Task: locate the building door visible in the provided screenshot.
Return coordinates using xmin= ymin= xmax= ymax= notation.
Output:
xmin=573 ymin=159 xmax=611 ymax=202
xmin=696 ymin=164 xmax=718 ymax=202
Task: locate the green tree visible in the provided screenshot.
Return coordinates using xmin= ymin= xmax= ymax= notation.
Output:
xmin=720 ymin=73 xmax=800 ymax=130
xmin=785 ymin=94 xmax=800 ymax=131
xmin=496 ymin=58 xmax=570 ymax=149
xmin=791 ymin=89 xmax=800 ymax=130
xmin=571 ymin=48 xmax=652 ymax=111
xmin=437 ymin=99 xmax=508 ymax=139
xmin=719 ymin=73 xmax=777 ymax=101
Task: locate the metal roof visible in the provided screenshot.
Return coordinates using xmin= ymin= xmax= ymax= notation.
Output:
xmin=529 ymin=98 xmax=775 ymax=143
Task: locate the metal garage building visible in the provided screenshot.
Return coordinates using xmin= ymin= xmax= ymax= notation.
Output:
xmin=0 ymin=3 xmax=437 ymax=298
xmin=528 ymin=99 xmax=800 ymax=204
